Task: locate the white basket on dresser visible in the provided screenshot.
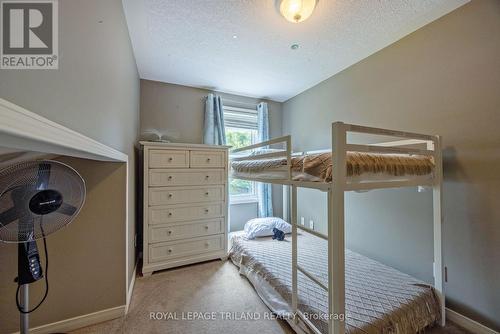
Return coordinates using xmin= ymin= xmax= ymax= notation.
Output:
xmin=140 ymin=142 xmax=230 ymax=276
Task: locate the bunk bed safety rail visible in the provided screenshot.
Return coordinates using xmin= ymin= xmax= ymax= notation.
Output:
xmin=230 ymin=150 xmax=287 ymax=161
xmin=230 ymin=135 xmax=292 ymax=181
xmin=344 ymin=143 xmax=434 ymax=156
xmin=343 ymin=123 xmax=435 ymax=141
xmin=230 ymin=135 xmax=291 ymax=153
xmin=341 ymin=124 xmax=438 ymax=158
xmin=332 ymin=122 xmax=440 ymax=191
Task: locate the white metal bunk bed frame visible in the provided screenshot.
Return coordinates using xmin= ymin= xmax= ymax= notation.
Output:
xmin=230 ymin=122 xmax=444 ymax=334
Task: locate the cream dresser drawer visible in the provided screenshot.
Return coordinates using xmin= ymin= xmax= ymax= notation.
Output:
xmin=190 ymin=150 xmax=225 ymax=168
xmin=149 ymin=169 xmax=225 ymax=187
xmin=149 ymin=219 xmax=224 ymax=243
xmin=149 ymin=235 xmax=224 ymax=263
xmin=149 ymin=149 xmax=189 ymax=168
xmin=149 ymin=203 xmax=224 ymax=224
xmin=149 ymin=185 xmax=224 ymax=206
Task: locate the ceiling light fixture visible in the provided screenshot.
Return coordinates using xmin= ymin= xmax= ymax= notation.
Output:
xmin=278 ymin=0 xmax=318 ymax=23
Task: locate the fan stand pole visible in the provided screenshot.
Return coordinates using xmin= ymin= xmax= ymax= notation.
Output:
xmin=20 ymin=284 xmax=29 ymax=334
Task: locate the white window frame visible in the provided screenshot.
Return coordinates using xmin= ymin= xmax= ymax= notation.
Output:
xmin=224 ymin=105 xmax=259 ymax=204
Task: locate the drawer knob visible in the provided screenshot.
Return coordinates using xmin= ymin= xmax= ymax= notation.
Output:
xmin=205 ymin=175 xmax=210 ymax=179
xmin=205 ymin=192 xmax=209 ymax=196
xmin=168 ymin=193 xmax=173 ymax=198
xmin=168 ymin=176 xmax=173 ymax=180
xmin=205 ymin=242 xmax=209 ymax=247
xmin=205 ymin=225 xmax=209 ymax=229
xmin=168 ymin=230 xmax=172 ymax=235
xmin=168 ymin=157 xmax=173 ymax=162
xmin=206 ymin=158 xmax=211 ymax=162
xmin=168 ymin=249 xmax=172 ymax=253
xmin=204 ymin=208 xmax=209 ymax=213
xmin=168 ymin=212 xmax=172 ymax=217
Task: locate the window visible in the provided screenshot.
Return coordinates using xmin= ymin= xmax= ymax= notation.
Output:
xmin=224 ymin=105 xmax=258 ymax=203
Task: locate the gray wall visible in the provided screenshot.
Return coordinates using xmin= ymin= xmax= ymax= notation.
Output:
xmin=140 ymin=79 xmax=284 ymax=228
xmin=229 ymin=202 xmax=258 ymax=232
xmin=0 ymin=0 xmax=139 ymax=332
xmin=282 ymin=0 xmax=500 ymax=330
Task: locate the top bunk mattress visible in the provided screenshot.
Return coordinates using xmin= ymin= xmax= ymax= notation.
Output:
xmin=229 ymin=231 xmax=440 ymax=334
xmin=230 ymin=152 xmax=434 ymax=182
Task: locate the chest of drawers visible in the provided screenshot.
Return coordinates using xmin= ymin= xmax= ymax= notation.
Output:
xmin=140 ymin=142 xmax=229 ymax=276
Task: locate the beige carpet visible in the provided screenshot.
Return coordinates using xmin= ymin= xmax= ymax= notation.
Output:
xmin=72 ymin=260 xmax=470 ymax=334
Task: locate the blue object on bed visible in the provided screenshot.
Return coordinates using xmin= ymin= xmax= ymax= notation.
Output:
xmin=272 ymin=228 xmax=285 ymax=241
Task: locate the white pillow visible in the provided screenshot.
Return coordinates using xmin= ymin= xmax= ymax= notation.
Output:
xmin=243 ymin=217 xmax=292 ymax=239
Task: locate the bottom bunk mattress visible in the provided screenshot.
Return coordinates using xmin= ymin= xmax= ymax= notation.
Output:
xmin=229 ymin=231 xmax=440 ymax=334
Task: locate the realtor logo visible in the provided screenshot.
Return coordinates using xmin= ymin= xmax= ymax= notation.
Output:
xmin=1 ymin=0 xmax=58 ymax=69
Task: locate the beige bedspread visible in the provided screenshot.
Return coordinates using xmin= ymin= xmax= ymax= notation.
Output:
xmin=230 ymin=231 xmax=440 ymax=334
xmin=231 ymin=152 xmax=434 ymax=182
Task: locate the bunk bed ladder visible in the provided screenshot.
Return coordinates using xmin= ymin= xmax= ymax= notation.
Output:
xmin=291 ymin=185 xmax=329 ymax=334
xmin=290 ymin=122 xmax=347 ymax=334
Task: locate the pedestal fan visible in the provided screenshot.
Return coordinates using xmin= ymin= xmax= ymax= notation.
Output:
xmin=0 ymin=160 xmax=86 ymax=334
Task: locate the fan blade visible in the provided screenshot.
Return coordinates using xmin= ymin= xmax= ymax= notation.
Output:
xmin=36 ymin=163 xmax=51 ymax=189
xmin=0 ymin=207 xmax=19 ymax=225
xmin=58 ymin=203 xmax=78 ymax=216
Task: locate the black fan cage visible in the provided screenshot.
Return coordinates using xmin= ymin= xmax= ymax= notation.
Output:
xmin=0 ymin=160 xmax=86 ymax=242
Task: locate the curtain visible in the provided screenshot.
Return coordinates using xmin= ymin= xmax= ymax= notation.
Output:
xmin=257 ymin=102 xmax=273 ymax=217
xmin=203 ymin=93 xmax=226 ymax=145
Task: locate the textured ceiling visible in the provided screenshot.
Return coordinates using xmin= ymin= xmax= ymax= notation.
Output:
xmin=123 ymin=0 xmax=469 ymax=102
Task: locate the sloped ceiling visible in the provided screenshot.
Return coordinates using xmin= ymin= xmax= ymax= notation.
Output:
xmin=123 ymin=0 xmax=469 ymax=102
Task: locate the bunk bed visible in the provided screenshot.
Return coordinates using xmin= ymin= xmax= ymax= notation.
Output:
xmin=228 ymin=122 xmax=444 ymax=334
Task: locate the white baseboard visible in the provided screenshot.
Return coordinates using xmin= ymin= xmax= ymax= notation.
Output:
xmin=11 ymin=305 xmax=125 ymax=334
xmin=126 ymin=263 xmax=138 ymax=314
xmin=446 ymin=308 xmax=499 ymax=334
